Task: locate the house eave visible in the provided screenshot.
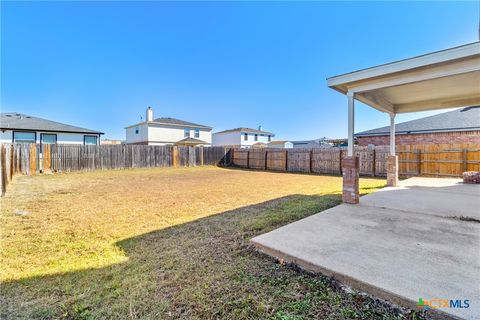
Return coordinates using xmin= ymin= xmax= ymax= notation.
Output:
xmin=125 ymin=121 xmax=212 ymax=130
xmin=0 ymin=127 xmax=104 ymax=135
xmin=355 ymin=127 xmax=480 ymax=137
xmin=327 ymin=41 xmax=480 ymax=86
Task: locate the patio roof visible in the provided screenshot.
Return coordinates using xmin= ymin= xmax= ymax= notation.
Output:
xmin=174 ymin=137 xmax=209 ymax=146
xmin=327 ymin=42 xmax=480 ymax=114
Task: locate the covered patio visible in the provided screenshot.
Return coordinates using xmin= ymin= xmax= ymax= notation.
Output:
xmin=252 ymin=42 xmax=480 ymax=320
xmin=327 ymin=41 xmax=480 ymax=203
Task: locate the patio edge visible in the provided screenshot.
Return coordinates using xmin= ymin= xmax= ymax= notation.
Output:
xmin=251 ymin=238 xmax=461 ymax=320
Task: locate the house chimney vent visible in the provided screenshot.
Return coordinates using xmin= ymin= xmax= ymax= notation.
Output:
xmin=146 ymin=106 xmax=154 ymax=122
xmin=258 ymin=125 xmax=263 ymax=131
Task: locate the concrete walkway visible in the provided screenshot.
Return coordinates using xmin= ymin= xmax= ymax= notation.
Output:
xmin=252 ymin=178 xmax=480 ymax=320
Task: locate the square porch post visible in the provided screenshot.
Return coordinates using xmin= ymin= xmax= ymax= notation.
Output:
xmin=387 ymin=113 xmax=398 ymax=186
xmin=342 ymin=92 xmax=359 ymax=204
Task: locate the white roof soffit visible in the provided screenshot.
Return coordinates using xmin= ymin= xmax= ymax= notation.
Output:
xmin=327 ymin=42 xmax=480 ymax=114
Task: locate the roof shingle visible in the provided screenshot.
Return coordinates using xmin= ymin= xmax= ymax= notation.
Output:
xmin=152 ymin=117 xmax=212 ymax=129
xmin=214 ymin=127 xmax=275 ymax=135
xmin=0 ymin=113 xmax=103 ymax=134
xmin=355 ymin=106 xmax=480 ymax=137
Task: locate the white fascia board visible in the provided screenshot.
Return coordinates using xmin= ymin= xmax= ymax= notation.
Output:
xmin=327 ymin=42 xmax=480 ymax=88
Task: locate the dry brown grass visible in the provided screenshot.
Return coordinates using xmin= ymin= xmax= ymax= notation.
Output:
xmin=0 ymin=167 xmax=416 ymax=319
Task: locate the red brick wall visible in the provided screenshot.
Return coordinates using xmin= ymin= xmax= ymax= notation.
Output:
xmin=357 ymin=130 xmax=480 ymax=146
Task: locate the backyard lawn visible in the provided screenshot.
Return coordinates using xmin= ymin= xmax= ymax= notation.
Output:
xmin=0 ymin=167 xmax=417 ymax=319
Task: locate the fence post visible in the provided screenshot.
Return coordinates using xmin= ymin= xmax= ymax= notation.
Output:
xmin=1 ymin=145 xmax=6 ymax=196
xmin=172 ymin=146 xmax=178 ymax=167
xmin=416 ymin=150 xmax=422 ymax=175
xmin=309 ymin=149 xmax=313 ymax=173
xmin=44 ymin=144 xmax=51 ymax=173
xmin=462 ymin=149 xmax=467 ymax=173
xmin=9 ymin=144 xmax=14 ymax=181
xmin=285 ymin=150 xmax=288 ymax=172
xmin=30 ymin=144 xmax=37 ymax=175
xmin=246 ymin=150 xmax=250 ymax=169
xmin=339 ymin=149 xmax=343 ymax=175
xmin=264 ymin=150 xmax=268 ymax=170
xmin=371 ymin=148 xmax=376 ymax=177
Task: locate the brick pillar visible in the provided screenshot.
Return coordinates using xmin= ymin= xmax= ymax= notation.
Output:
xmin=387 ymin=155 xmax=398 ymax=187
xmin=342 ymin=156 xmax=359 ymax=204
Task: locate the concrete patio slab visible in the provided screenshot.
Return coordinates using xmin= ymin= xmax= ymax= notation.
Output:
xmin=252 ymin=177 xmax=480 ymax=320
xmin=360 ymin=178 xmax=480 ymax=220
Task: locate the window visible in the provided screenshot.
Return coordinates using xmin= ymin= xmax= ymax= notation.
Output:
xmin=244 ymin=133 xmax=248 ymax=141
xmin=254 ymin=134 xmax=258 ymax=141
xmin=13 ymin=131 xmax=35 ymax=144
xmin=84 ymin=135 xmax=98 ymax=145
xmin=40 ymin=133 xmax=56 ymax=151
xmin=194 ymin=129 xmax=200 ymax=138
xmin=268 ymin=135 xmax=272 ymax=142
xmin=184 ymin=128 xmax=190 ymax=137
xmin=40 ymin=133 xmax=56 ymax=145
xmin=135 ymin=126 xmax=139 ymax=134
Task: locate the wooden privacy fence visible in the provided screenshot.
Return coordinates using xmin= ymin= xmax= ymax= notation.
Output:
xmin=0 ymin=144 xmax=231 ymax=196
xmin=232 ymin=144 xmax=480 ymax=178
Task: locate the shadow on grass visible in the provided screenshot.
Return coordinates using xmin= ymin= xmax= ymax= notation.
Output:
xmin=2 ymin=188 xmax=416 ymax=320
xmin=218 ymin=165 xmax=392 ymax=182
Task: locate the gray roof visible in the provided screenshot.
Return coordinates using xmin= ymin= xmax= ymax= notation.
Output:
xmin=0 ymin=112 xmax=103 ymax=134
xmin=175 ymin=137 xmax=209 ymax=145
xmin=355 ymin=106 xmax=480 ymax=137
xmin=152 ymin=117 xmax=212 ymax=129
xmin=214 ymin=127 xmax=275 ymax=136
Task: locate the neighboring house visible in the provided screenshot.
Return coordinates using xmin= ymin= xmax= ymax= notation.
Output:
xmin=268 ymin=140 xmax=293 ymax=148
xmin=101 ymin=139 xmax=123 ymax=145
xmin=0 ymin=112 xmax=103 ymax=145
xmin=292 ymin=137 xmax=333 ymax=148
xmin=252 ymin=142 xmax=268 ymax=149
xmin=212 ymin=127 xmax=275 ymax=148
xmin=355 ymin=106 xmax=480 ymax=146
xmin=125 ymin=107 xmax=212 ymax=146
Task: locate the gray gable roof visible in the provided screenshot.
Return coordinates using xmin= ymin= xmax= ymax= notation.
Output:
xmin=0 ymin=113 xmax=103 ymax=134
xmin=214 ymin=127 xmax=275 ymax=136
xmin=152 ymin=117 xmax=212 ymax=129
xmin=355 ymin=106 xmax=480 ymax=137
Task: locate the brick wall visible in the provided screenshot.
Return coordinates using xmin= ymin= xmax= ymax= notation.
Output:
xmin=357 ymin=130 xmax=480 ymax=146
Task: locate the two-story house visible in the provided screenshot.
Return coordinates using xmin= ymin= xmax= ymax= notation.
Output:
xmin=125 ymin=107 xmax=212 ymax=146
xmin=212 ymin=127 xmax=275 ymax=148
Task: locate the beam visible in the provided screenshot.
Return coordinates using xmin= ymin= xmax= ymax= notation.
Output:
xmin=347 ymin=57 xmax=480 ymax=94
xmin=347 ymin=92 xmax=355 ymax=157
xmin=390 ymin=113 xmax=396 ymax=156
xmin=327 ymin=42 xmax=480 ymax=87
xmin=395 ymin=95 xmax=480 ymax=113
xmin=356 ymin=92 xmax=395 ymax=114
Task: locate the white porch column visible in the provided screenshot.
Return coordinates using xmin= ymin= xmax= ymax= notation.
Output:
xmin=347 ymin=92 xmax=355 ymax=156
xmin=387 ymin=112 xmax=398 ymax=186
xmin=389 ymin=113 xmax=396 ymax=156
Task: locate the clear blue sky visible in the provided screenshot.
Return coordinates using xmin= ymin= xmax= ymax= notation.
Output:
xmin=1 ymin=1 xmax=478 ymax=140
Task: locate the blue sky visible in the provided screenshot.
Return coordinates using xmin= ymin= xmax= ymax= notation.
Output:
xmin=1 ymin=1 xmax=478 ymax=140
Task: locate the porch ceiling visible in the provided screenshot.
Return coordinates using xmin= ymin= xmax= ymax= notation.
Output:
xmin=327 ymin=42 xmax=480 ymax=114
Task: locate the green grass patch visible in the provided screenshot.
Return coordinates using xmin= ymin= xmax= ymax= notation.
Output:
xmin=0 ymin=167 xmax=416 ymax=319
